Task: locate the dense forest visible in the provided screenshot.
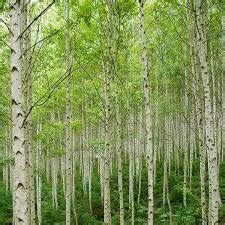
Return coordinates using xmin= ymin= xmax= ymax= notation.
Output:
xmin=0 ymin=0 xmax=224 ymax=224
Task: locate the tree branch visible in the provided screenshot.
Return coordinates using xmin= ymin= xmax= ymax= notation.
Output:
xmin=19 ymin=0 xmax=55 ymax=38
xmin=0 ymin=19 xmax=12 ymax=34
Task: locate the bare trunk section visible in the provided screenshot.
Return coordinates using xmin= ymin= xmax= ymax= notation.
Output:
xmin=197 ymin=70 xmax=207 ymax=225
xmin=36 ymin=123 xmax=42 ymax=225
xmin=103 ymin=71 xmax=112 ymax=224
xmin=195 ymin=1 xmax=220 ymax=223
xmin=65 ymin=0 xmax=72 ymax=223
xmin=3 ymin=127 xmax=9 ymax=191
xmin=137 ymin=112 xmax=143 ymax=204
xmin=51 ymin=158 xmax=58 ymax=209
xmin=21 ymin=0 xmax=34 ymax=223
xmin=128 ymin=112 xmax=135 ymax=225
xmin=113 ymin=5 xmax=125 ymax=222
xmin=139 ymin=1 xmax=154 ymax=224
xmin=10 ymin=0 xmax=29 ymax=223
xmin=187 ymin=3 xmax=207 ymax=222
xmin=72 ymin=130 xmax=78 ymax=225
xmin=222 ymin=16 xmax=225 ymax=163
xmin=102 ymin=1 xmax=115 ymax=224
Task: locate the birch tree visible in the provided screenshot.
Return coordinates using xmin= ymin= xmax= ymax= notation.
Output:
xmin=194 ymin=0 xmax=220 ymax=223
xmin=10 ymin=0 xmax=29 ymax=223
xmin=65 ymin=0 xmax=72 ymax=223
xmin=21 ymin=1 xmax=35 ymax=222
xmin=139 ymin=0 xmax=154 ymax=224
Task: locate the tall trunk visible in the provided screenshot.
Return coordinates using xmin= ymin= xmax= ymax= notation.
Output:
xmin=89 ymin=131 xmax=92 ymax=213
xmin=137 ymin=112 xmax=143 ymax=204
xmin=81 ymin=102 xmax=86 ymax=192
xmin=128 ymin=112 xmax=135 ymax=225
xmin=46 ymin=152 xmax=50 ymax=183
xmin=197 ymin=68 xmax=207 ymax=225
xmin=72 ymin=130 xmax=78 ymax=225
xmin=114 ymin=6 xmax=125 ymax=223
xmin=10 ymin=0 xmax=29 ymax=223
xmin=187 ymin=3 xmax=207 ymax=222
xmin=115 ymin=73 xmax=125 ymax=225
xmin=51 ymin=158 xmax=58 ymax=209
xmin=195 ymin=1 xmax=220 ymax=223
xmin=103 ymin=71 xmax=112 ymax=224
xmin=166 ymin=119 xmax=172 ymax=223
xmin=9 ymin=125 xmax=14 ymax=193
xmin=84 ymin=112 xmax=89 ymax=193
xmin=3 ymin=127 xmax=9 ymax=191
xmin=183 ymin=68 xmax=189 ymax=208
xmin=189 ymin=118 xmax=194 ymax=190
xmin=21 ymin=0 xmax=34 ymax=223
xmin=222 ymin=16 xmax=225 ymax=163
xmin=65 ymin=0 xmax=72 ymax=223
xmin=61 ymin=155 xmax=66 ymax=196
xmin=36 ymin=123 xmax=42 ymax=225
xmin=139 ymin=1 xmax=154 ymax=224
xmin=103 ymin=1 xmax=114 ymax=224
xmin=163 ymin=117 xmax=166 ymax=207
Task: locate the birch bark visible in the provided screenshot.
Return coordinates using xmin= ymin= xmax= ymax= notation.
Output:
xmin=139 ymin=1 xmax=154 ymax=223
xmin=195 ymin=1 xmax=220 ymax=223
xmin=10 ymin=0 xmax=29 ymax=223
xmin=65 ymin=0 xmax=72 ymax=223
xmin=113 ymin=4 xmax=125 ymax=222
xmin=103 ymin=2 xmax=114 ymax=224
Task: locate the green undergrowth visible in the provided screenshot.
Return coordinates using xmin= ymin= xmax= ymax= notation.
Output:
xmin=0 ymin=159 xmax=224 ymax=224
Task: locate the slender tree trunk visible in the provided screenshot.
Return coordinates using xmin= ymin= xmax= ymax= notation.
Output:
xmin=222 ymin=16 xmax=225 ymax=163
xmin=65 ymin=0 xmax=72 ymax=223
xmin=139 ymin=1 xmax=154 ymax=224
xmin=197 ymin=71 xmax=207 ymax=225
xmin=46 ymin=151 xmax=50 ymax=183
xmin=3 ymin=127 xmax=9 ymax=191
xmin=103 ymin=71 xmax=112 ymax=224
xmin=61 ymin=155 xmax=66 ymax=196
xmin=71 ymin=130 xmax=78 ymax=225
xmin=52 ymin=158 xmax=58 ymax=209
xmin=10 ymin=0 xmax=29 ymax=223
xmin=183 ymin=68 xmax=189 ymax=208
xmin=164 ymin=117 xmax=172 ymax=223
xmin=187 ymin=4 xmax=207 ymax=222
xmin=103 ymin=68 xmax=112 ymax=224
xmin=114 ymin=8 xmax=125 ymax=223
xmin=21 ymin=0 xmax=34 ymax=223
xmin=137 ymin=112 xmax=143 ymax=204
xmin=163 ymin=117 xmax=167 ymax=207
xmin=195 ymin=1 xmax=220 ymax=223
xmin=102 ymin=1 xmax=115 ymax=224
xmin=128 ymin=112 xmax=135 ymax=225
xmin=36 ymin=123 xmax=42 ymax=225
xmin=89 ymin=136 xmax=93 ymax=213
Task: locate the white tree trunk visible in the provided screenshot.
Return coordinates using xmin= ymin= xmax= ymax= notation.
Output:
xmin=195 ymin=1 xmax=220 ymax=223
xmin=103 ymin=71 xmax=112 ymax=224
xmin=114 ymin=6 xmax=125 ymax=223
xmin=128 ymin=112 xmax=135 ymax=225
xmin=10 ymin=0 xmax=29 ymax=223
xmin=3 ymin=127 xmax=9 ymax=191
xmin=222 ymin=16 xmax=225 ymax=163
xmin=36 ymin=123 xmax=42 ymax=225
xmin=139 ymin=1 xmax=154 ymax=224
xmin=65 ymin=0 xmax=72 ymax=223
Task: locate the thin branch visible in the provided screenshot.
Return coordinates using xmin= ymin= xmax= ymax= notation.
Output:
xmin=19 ymin=0 xmax=55 ymax=38
xmin=22 ymin=63 xmax=76 ymax=128
xmin=22 ymin=28 xmax=61 ymax=56
xmin=0 ymin=39 xmax=13 ymax=51
xmin=0 ymin=19 xmax=12 ymax=34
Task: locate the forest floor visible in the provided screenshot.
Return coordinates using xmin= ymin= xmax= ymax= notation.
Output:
xmin=0 ymin=160 xmax=225 ymax=224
